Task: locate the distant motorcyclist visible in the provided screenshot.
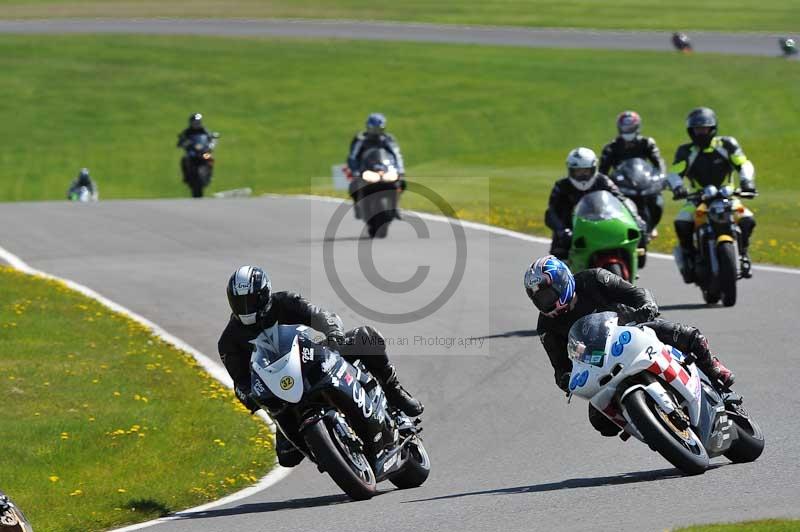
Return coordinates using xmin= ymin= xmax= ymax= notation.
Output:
xmin=66 ymin=168 xmax=98 ymax=201
xmin=177 ymin=113 xmax=217 ymax=185
xmin=545 ymin=147 xmax=647 ymax=259
xmin=524 ymin=255 xmax=735 ymax=437
xmin=599 ymin=111 xmax=666 ymax=236
xmin=672 ymin=32 xmax=692 ymax=52
xmin=667 ymin=107 xmax=757 ymax=281
xmin=218 ymin=266 xmax=423 ymax=467
xmin=779 ymin=37 xmax=798 ymax=56
xmin=347 ymin=113 xmax=406 ymax=219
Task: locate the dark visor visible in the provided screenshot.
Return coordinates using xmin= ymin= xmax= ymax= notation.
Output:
xmin=528 ymin=286 xmax=560 ymax=313
xmin=228 ymin=291 xmax=259 ymax=316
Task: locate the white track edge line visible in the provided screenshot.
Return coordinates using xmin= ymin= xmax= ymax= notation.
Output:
xmin=0 ymin=245 xmax=292 ymax=530
xmin=266 ymin=193 xmax=800 ymax=275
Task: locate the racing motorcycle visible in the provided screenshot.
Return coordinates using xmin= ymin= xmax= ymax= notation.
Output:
xmin=672 ymin=32 xmax=693 ymax=53
xmin=611 ymin=158 xmax=665 ymax=237
xmin=68 ymin=185 xmax=96 ymax=203
xmin=351 ymin=148 xmax=402 ymax=239
xmin=567 ymin=312 xmax=764 ymax=475
xmin=569 ymin=190 xmax=644 ymax=283
xmin=0 ymin=491 xmax=33 ymax=532
xmin=673 ymin=185 xmax=757 ymax=307
xmin=249 ymin=324 xmax=430 ymax=500
xmin=181 ymin=132 xmax=219 ymax=198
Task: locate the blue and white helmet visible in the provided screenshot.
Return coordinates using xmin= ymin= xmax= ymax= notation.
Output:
xmin=365 ymin=112 xmax=387 ymax=137
xmin=524 ymin=255 xmax=576 ymax=316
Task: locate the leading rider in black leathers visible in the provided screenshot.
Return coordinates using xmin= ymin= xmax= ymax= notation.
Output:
xmin=218 ymin=266 xmax=423 ymax=467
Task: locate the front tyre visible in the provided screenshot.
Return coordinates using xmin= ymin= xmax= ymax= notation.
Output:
xmin=304 ymin=418 xmax=376 ymax=500
xmin=717 ymin=241 xmax=738 ymax=307
xmin=723 ymin=404 xmax=765 ymax=463
xmin=623 ymin=389 xmax=709 ymax=475
xmin=389 ymin=437 xmax=431 ymax=490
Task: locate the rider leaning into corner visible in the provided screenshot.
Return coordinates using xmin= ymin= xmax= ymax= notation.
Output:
xmin=347 ymin=113 xmax=406 ymax=219
xmin=545 ymin=147 xmax=648 ymax=259
xmin=599 ymin=111 xmax=667 ymax=237
xmin=667 ymin=107 xmax=758 ymax=281
xmin=218 ymin=266 xmax=423 ymax=467
xmin=524 ymin=255 xmax=735 ymax=437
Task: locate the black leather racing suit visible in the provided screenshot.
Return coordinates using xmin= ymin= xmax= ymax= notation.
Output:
xmin=347 ymin=132 xmax=405 ymax=177
xmin=536 ymin=269 xmax=718 ymax=436
xmin=218 ymin=291 xmax=393 ymax=464
xmin=598 ymin=135 xmax=666 ymax=176
xmin=599 ymin=135 xmax=667 ymax=232
xmin=544 ymin=174 xmax=647 ymax=258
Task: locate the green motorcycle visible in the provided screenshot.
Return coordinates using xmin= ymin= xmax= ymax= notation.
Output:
xmin=568 ymin=190 xmax=643 ymax=282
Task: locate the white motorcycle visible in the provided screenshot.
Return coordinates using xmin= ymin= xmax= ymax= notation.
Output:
xmin=567 ymin=312 xmax=764 ymax=475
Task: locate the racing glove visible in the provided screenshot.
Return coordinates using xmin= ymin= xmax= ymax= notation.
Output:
xmin=235 ymin=386 xmax=260 ymax=414
xmin=558 ymin=372 xmax=571 ymax=394
xmin=672 ymin=185 xmax=688 ymax=200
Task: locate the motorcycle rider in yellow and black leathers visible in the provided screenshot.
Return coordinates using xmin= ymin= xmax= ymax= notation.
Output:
xmin=667 ymin=107 xmax=757 ymax=282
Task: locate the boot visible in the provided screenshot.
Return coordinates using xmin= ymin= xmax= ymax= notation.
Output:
xmin=276 ymin=431 xmax=305 ymax=468
xmin=701 ymin=356 xmax=736 ymax=389
xmin=378 ymin=365 xmax=424 ymax=417
xmin=679 ymin=248 xmax=696 ymax=284
xmin=740 ymin=253 xmax=752 ymax=279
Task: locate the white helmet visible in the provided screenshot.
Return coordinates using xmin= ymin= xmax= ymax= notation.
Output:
xmin=566 ymin=147 xmax=598 ymax=191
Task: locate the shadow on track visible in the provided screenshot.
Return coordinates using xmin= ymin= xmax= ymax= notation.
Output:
xmin=477 ymin=329 xmax=539 ymax=340
xmin=659 ymin=303 xmax=717 ymax=311
xmin=404 ymin=466 xmax=723 ymax=503
xmin=173 ymin=493 xmax=352 ymax=520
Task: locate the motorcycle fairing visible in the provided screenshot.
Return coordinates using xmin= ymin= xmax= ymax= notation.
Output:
xmin=251 ymin=326 xmax=304 ymax=403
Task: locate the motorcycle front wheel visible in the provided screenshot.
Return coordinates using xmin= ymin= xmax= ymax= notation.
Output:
xmin=623 ymin=389 xmax=709 ymax=475
xmin=389 ymin=436 xmax=431 ymax=490
xmin=717 ymin=241 xmax=738 ymax=307
xmin=304 ymin=416 xmax=377 ymax=500
xmin=723 ymin=403 xmax=765 ymax=463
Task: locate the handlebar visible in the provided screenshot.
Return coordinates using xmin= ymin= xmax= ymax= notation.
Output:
xmin=684 ymin=189 xmax=757 ymax=202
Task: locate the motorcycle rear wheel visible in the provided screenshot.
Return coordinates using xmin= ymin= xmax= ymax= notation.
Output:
xmin=717 ymin=241 xmax=738 ymax=307
xmin=623 ymin=389 xmax=709 ymax=475
xmin=389 ymin=437 xmax=431 ymax=490
xmin=304 ymin=417 xmax=376 ymax=500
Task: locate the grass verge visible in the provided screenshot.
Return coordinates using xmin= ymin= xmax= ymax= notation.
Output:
xmin=0 ymin=35 xmax=798 ymax=265
xmin=0 ymin=0 xmax=798 ymax=32
xmin=676 ymin=519 xmax=800 ymax=531
xmin=0 ymin=266 xmax=275 ymax=532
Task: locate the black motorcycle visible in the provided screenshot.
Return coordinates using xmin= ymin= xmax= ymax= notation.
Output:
xmin=182 ymin=132 xmax=219 ymax=198
xmin=674 ymin=185 xmax=756 ymax=307
xmin=612 ymin=158 xmax=665 ymax=236
xmin=249 ymin=324 xmax=430 ymax=500
xmin=672 ymin=32 xmax=693 ymax=53
xmin=352 ymin=148 xmax=402 ymax=239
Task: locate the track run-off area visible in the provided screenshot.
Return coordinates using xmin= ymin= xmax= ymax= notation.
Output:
xmin=1 ymin=196 xmax=798 ymax=532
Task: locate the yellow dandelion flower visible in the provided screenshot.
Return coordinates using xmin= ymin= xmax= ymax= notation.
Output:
xmin=49 ymin=475 xmax=59 ymax=483
xmin=113 ymin=391 xmax=121 ymax=397
xmin=69 ymin=489 xmax=83 ymax=496
xmin=60 ymin=432 xmax=69 ymax=440
xmin=117 ymin=488 xmax=126 ymax=493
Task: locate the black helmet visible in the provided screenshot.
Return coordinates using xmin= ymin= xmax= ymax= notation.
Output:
xmin=226 ymin=266 xmax=272 ymax=325
xmin=686 ymin=107 xmax=717 ymax=148
xmin=189 ymin=113 xmax=203 ymax=129
xmin=77 ymin=167 xmax=91 ymax=185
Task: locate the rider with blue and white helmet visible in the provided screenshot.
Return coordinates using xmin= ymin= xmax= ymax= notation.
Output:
xmin=524 ymin=255 xmax=735 ymax=437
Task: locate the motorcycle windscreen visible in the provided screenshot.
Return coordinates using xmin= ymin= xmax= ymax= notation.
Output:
xmin=188 ymin=133 xmax=210 ymax=150
xmin=250 ymin=325 xmax=306 ymax=403
xmin=567 ymin=311 xmax=617 ymax=365
xmin=574 ymin=190 xmax=629 ymax=222
xmin=614 ymin=158 xmax=663 ymax=195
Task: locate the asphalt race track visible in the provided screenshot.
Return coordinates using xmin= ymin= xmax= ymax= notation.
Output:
xmin=0 ymin=18 xmax=794 ymax=57
xmin=1 ymin=197 xmax=798 ymax=532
